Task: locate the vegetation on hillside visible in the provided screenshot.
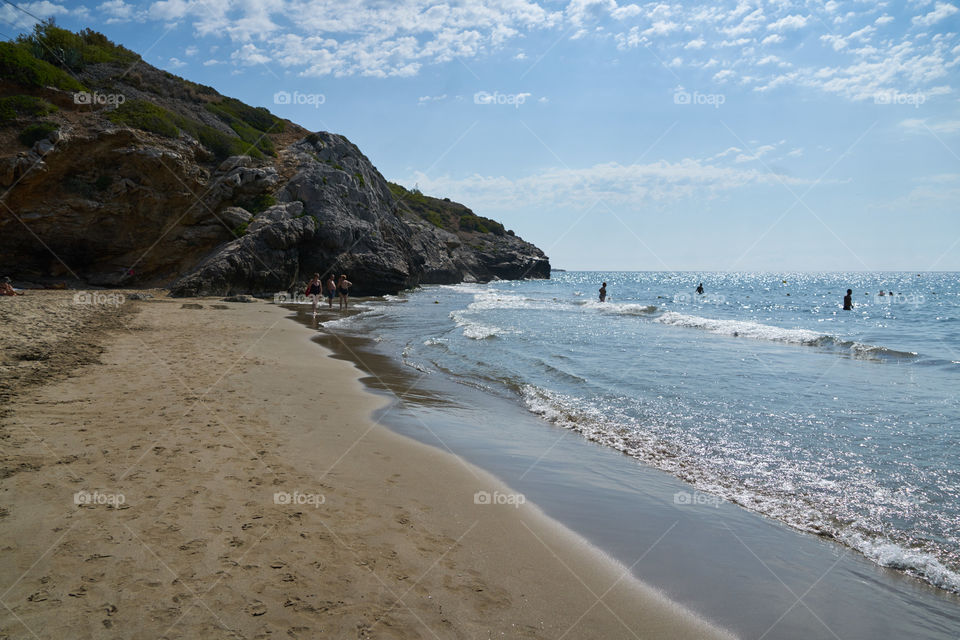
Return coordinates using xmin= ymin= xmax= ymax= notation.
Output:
xmin=0 ymin=41 xmax=85 ymax=90
xmin=0 ymin=95 xmax=57 ymax=123
xmin=2 ymin=21 xmax=284 ymax=160
xmin=16 ymin=19 xmax=139 ymax=69
xmin=388 ymin=182 xmax=511 ymax=236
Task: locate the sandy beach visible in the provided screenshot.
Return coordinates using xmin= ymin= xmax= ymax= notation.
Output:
xmin=0 ymin=292 xmax=733 ymax=639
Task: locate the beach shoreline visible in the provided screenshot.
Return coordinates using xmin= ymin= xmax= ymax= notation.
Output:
xmin=0 ymin=292 xmax=733 ymax=639
xmin=301 ymin=286 xmax=960 ymax=640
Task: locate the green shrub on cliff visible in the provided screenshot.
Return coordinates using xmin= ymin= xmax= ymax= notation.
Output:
xmin=0 ymin=41 xmax=85 ymax=90
xmin=16 ymin=20 xmax=139 ymax=70
xmin=0 ymin=95 xmax=57 ymax=123
xmin=106 ymin=99 xmax=179 ymax=137
xmin=18 ymin=122 xmax=58 ymax=147
xmin=387 ymin=181 xmax=509 ymax=236
xmin=459 ymin=213 xmax=505 ymax=235
xmin=205 ymin=97 xmax=283 ymax=157
xmin=107 ymin=99 xmax=260 ymax=161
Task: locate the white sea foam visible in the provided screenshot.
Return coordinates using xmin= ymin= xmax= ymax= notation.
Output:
xmin=450 ymin=310 xmax=504 ymax=340
xmin=655 ymin=311 xmax=824 ymax=344
xmin=519 ymin=383 xmax=960 ymax=594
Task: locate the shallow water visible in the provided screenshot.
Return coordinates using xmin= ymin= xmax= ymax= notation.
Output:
xmin=321 ymin=272 xmax=960 ymax=596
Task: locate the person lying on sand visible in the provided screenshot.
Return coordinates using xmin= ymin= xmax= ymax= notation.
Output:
xmin=1 ymin=277 xmax=23 ymax=296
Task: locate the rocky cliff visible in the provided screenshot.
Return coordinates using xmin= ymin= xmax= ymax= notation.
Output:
xmin=0 ymin=23 xmax=549 ymax=296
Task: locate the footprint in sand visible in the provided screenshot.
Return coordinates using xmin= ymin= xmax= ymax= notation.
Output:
xmin=245 ymin=600 xmax=267 ymax=616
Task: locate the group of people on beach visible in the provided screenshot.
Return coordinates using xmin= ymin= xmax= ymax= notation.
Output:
xmin=305 ymin=272 xmax=352 ymax=314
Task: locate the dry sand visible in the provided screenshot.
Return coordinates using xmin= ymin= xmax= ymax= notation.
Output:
xmin=0 ymin=291 xmax=736 ymax=639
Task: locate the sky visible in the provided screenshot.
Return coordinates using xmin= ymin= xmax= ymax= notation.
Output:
xmin=2 ymin=0 xmax=959 ymax=271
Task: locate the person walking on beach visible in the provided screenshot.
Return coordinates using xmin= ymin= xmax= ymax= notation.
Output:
xmin=843 ymin=289 xmax=853 ymax=311
xmin=338 ymin=274 xmax=353 ymax=310
xmin=325 ymin=274 xmax=337 ymax=308
xmin=598 ymin=282 xmax=607 ymax=303
xmin=305 ymin=273 xmax=323 ymax=314
xmin=696 ymin=282 xmax=704 ymax=295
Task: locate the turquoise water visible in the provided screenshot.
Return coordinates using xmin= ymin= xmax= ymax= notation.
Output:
xmin=327 ymin=271 xmax=960 ymax=594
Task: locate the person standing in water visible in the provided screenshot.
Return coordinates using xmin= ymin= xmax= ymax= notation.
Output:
xmin=325 ymin=274 xmax=337 ymax=308
xmin=338 ymin=274 xmax=353 ymax=310
xmin=843 ymin=289 xmax=853 ymax=310
xmin=305 ymin=273 xmax=323 ymax=314
xmin=598 ymin=282 xmax=607 ymax=302
xmin=696 ymin=282 xmax=704 ymax=295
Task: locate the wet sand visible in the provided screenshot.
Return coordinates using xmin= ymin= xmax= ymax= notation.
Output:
xmin=0 ymin=292 xmax=734 ymax=639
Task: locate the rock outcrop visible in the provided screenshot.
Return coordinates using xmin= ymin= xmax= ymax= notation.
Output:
xmin=0 ymin=26 xmax=549 ymax=295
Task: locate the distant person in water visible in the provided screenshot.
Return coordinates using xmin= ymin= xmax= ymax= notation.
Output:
xmin=598 ymin=282 xmax=607 ymax=303
xmin=338 ymin=274 xmax=353 ymax=310
xmin=696 ymin=282 xmax=704 ymax=295
xmin=305 ymin=273 xmax=323 ymax=314
xmin=843 ymin=289 xmax=853 ymax=310
xmin=326 ymin=274 xmax=337 ymax=308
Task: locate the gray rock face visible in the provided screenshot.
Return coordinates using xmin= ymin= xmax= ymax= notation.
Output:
xmin=1 ymin=123 xmax=548 ymax=296
xmin=169 ymin=133 xmax=549 ymax=297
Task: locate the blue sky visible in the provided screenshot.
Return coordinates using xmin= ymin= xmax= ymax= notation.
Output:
xmin=3 ymin=0 xmax=959 ymax=270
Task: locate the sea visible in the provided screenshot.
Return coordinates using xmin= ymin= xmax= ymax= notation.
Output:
xmin=306 ymin=271 xmax=960 ymax=637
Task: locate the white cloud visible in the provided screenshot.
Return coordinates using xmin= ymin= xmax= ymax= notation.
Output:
xmin=875 ymin=14 xmax=894 ymax=25
xmin=713 ymin=68 xmax=736 ymax=82
xmin=767 ymin=14 xmax=809 ymax=31
xmin=406 ymin=153 xmax=820 ymax=212
xmin=761 ymin=34 xmax=784 ymax=45
xmin=0 ymin=1 xmax=71 ymax=28
xmin=98 ymin=0 xmax=134 ymax=23
xmin=722 ymin=7 xmax=766 ymax=37
xmin=685 ymin=37 xmax=706 ymax=49
xmin=417 ymin=94 xmax=447 ymax=106
xmin=900 ymin=118 xmax=960 ymax=134
xmin=913 ymin=2 xmax=959 ymax=27
xmin=167 ymin=56 xmax=186 ymax=68
xmin=184 ymin=45 xmax=198 ymax=56
xmin=644 ymin=20 xmax=680 ymax=37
